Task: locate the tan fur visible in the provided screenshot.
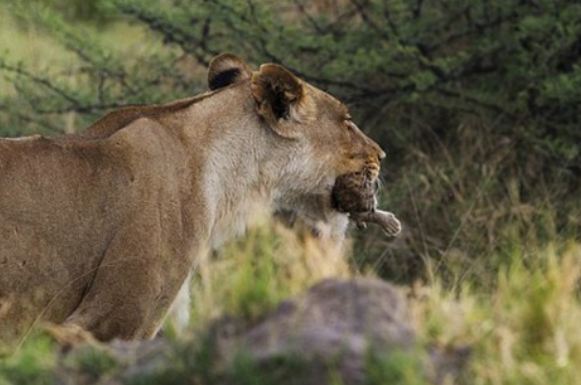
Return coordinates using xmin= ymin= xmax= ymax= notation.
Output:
xmin=0 ymin=55 xmax=385 ymax=347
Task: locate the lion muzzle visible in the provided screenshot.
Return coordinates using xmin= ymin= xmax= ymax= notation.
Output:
xmin=331 ymin=171 xmax=402 ymax=238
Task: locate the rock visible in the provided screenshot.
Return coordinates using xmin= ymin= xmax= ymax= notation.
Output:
xmin=55 ymin=338 xmax=172 ymax=385
xmin=53 ymin=278 xmax=469 ymax=385
xmin=214 ymin=278 xmax=416 ymax=385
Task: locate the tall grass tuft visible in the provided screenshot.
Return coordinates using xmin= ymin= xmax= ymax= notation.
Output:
xmin=189 ymin=220 xmax=353 ymax=326
xmin=412 ymin=242 xmax=581 ymax=385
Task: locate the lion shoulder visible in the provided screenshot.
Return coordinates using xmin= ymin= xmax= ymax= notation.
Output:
xmin=84 ymin=93 xmax=213 ymax=140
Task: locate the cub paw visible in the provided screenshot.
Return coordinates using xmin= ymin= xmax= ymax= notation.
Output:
xmin=378 ymin=211 xmax=402 ymax=237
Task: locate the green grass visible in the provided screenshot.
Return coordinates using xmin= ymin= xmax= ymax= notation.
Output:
xmin=2 ymin=223 xmax=580 ymax=385
xmin=0 ymin=332 xmax=56 ymax=385
xmin=413 ymin=242 xmax=581 ymax=385
xmin=365 ymin=349 xmax=427 ymax=385
xmin=188 ymin=220 xmax=353 ymax=326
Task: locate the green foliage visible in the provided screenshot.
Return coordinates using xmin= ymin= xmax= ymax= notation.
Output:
xmin=365 ymin=349 xmax=428 ymax=385
xmin=221 ymin=226 xmax=285 ymax=320
xmin=188 ymin=221 xmax=351 ymax=326
xmin=226 ymin=353 xmax=312 ymax=385
xmin=3 ymin=0 xmax=580 ymax=156
xmin=415 ymin=242 xmax=581 ymax=385
xmin=67 ymin=348 xmax=118 ymax=381
xmin=0 ymin=333 xmax=56 ymax=385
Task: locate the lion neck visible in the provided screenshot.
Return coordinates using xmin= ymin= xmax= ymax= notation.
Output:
xmin=170 ymin=83 xmax=318 ymax=249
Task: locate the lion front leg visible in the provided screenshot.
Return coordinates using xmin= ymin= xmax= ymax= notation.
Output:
xmin=64 ymin=223 xmax=193 ymax=341
xmin=165 ymin=271 xmax=192 ymax=335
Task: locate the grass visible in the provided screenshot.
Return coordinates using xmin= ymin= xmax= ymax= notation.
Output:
xmin=188 ymin=220 xmax=353 ymax=325
xmin=189 ymin=227 xmax=581 ymax=385
xmin=411 ymin=242 xmax=581 ymax=385
xmin=356 ymin=118 xmax=581 ymax=287
xmin=0 ymin=332 xmax=56 ymax=385
xmin=1 ymin=223 xmax=580 ymax=385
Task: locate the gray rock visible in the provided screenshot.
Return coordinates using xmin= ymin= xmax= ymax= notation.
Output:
xmin=214 ymin=278 xmax=417 ymax=384
xmin=54 ymin=278 xmax=469 ymax=385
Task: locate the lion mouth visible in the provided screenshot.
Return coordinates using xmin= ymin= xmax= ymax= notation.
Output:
xmin=331 ymin=170 xmax=379 ymax=214
xmin=330 ymin=171 xmax=402 ymax=238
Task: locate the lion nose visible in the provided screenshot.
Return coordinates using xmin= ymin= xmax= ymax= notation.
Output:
xmin=378 ymin=149 xmax=386 ymax=161
xmin=368 ymin=140 xmax=386 ymax=161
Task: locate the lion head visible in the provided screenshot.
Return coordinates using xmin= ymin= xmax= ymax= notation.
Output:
xmin=208 ymin=54 xmax=385 ymax=222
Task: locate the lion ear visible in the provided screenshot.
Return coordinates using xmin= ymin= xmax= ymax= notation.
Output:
xmin=251 ymin=64 xmax=305 ymax=138
xmin=208 ymin=53 xmax=252 ymax=90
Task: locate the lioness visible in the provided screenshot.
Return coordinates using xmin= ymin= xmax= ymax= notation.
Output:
xmin=0 ymin=54 xmax=386 ymax=346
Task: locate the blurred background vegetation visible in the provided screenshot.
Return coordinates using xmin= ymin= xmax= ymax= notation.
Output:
xmin=1 ymin=0 xmax=581 ymax=384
